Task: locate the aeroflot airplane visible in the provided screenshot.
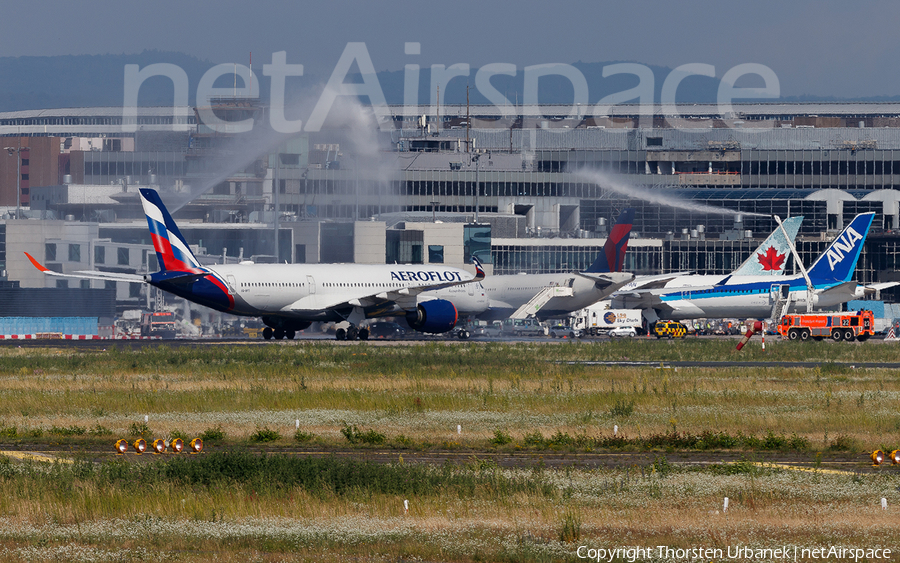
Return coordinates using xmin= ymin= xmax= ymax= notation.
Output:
xmin=613 ymin=213 xmax=890 ymax=322
xmin=26 ymin=188 xmax=486 ymax=341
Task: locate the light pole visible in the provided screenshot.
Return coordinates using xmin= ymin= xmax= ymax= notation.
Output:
xmin=4 ymin=141 xmax=22 ymax=219
xmin=272 ymin=151 xmax=280 ymax=261
xmin=470 ymin=152 xmax=482 ymax=224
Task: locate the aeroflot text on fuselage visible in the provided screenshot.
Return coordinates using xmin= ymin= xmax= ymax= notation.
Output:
xmin=390 ymin=270 xmax=464 ymax=282
xmin=826 ymin=227 xmax=862 ymax=271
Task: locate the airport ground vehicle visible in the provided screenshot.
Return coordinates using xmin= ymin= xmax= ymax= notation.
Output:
xmin=777 ymin=310 xmax=874 ymax=342
xmin=571 ymin=305 xmax=642 ymax=337
xmin=608 ymin=326 xmax=638 ymax=338
xmin=501 ymin=318 xmax=545 ymax=337
xmin=367 ymin=321 xmax=407 ymax=340
xmin=653 ymin=320 xmax=688 ymax=339
xmin=140 ymin=311 xmax=176 ymax=339
xmin=546 ymin=321 xmax=580 ymax=339
xmin=471 ymin=321 xmax=502 ymax=338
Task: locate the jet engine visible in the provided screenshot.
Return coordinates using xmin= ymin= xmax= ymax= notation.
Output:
xmin=406 ymin=299 xmax=458 ymax=334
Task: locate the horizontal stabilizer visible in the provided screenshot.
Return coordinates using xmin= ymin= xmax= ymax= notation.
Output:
xmin=25 ymin=252 xmax=144 ymax=282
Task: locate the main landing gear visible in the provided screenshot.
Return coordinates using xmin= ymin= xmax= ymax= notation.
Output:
xmin=335 ymin=326 xmax=369 ymax=341
xmin=262 ymin=327 xmax=296 ymax=340
xmin=260 ymin=317 xmax=310 ymax=341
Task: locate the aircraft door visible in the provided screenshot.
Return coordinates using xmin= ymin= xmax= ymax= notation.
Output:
xmin=226 ymin=275 xmax=237 ymax=295
xmin=306 ymin=275 xmax=316 ymax=294
xmin=769 ymin=284 xmax=789 ymax=301
xmin=467 ymin=282 xmax=474 ymax=296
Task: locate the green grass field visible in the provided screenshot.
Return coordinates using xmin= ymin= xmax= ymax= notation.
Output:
xmin=0 ymin=340 xmax=898 ymax=562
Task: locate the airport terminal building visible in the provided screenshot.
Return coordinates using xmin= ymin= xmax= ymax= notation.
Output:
xmin=3 ymin=101 xmax=900 ymax=320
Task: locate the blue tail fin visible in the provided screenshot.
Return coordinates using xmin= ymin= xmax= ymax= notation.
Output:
xmin=806 ymin=212 xmax=874 ymax=284
xmin=585 ymin=208 xmax=634 ymax=273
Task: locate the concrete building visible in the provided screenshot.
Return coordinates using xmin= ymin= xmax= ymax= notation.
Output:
xmin=5 ymin=102 xmax=900 ymax=317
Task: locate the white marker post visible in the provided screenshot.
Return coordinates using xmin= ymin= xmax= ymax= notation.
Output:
xmin=882 ymin=498 xmax=888 ymax=510
xmin=404 ymin=499 xmax=409 ymax=514
xmin=295 ymin=419 xmax=300 ymax=430
xmin=762 ymin=323 xmax=766 ymax=351
xmin=457 ymin=424 xmax=461 ymax=435
xmin=723 ymin=497 xmax=729 ymax=512
xmin=614 ymin=425 xmax=618 ymax=437
xmin=144 ymin=415 xmax=149 ymax=423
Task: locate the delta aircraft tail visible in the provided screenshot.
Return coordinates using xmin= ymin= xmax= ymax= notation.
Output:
xmin=584 ymin=208 xmax=635 ymax=273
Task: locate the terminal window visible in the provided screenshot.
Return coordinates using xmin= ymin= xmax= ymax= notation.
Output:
xmin=117 ymin=248 xmax=129 ymax=266
xmin=428 ymin=245 xmax=444 ymax=264
xmin=68 ymin=244 xmax=80 ymax=262
xmin=95 ymin=246 xmax=105 ymax=265
xmin=45 ymin=243 xmax=56 ymax=262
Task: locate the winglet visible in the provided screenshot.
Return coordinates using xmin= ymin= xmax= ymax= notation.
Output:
xmin=471 ymin=255 xmax=486 ymax=281
xmin=24 ymin=252 xmax=49 ymax=273
xmin=714 ymin=275 xmax=732 ymax=286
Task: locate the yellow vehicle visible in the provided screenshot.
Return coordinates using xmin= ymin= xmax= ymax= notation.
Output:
xmin=653 ymin=321 xmax=688 ymax=339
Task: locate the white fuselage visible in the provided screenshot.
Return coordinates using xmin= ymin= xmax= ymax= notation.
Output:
xmin=202 ymin=262 xmax=487 ymax=320
xmin=613 ymin=274 xmax=851 ymax=322
xmin=430 ymin=272 xmax=632 ymax=320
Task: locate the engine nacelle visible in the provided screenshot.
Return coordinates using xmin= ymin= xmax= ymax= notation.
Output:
xmin=406 ymin=299 xmax=458 ymax=334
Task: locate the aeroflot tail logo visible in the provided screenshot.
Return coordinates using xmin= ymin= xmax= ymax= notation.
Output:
xmin=826 ymin=227 xmax=863 ymax=270
xmin=391 ymin=270 xmax=464 ymax=282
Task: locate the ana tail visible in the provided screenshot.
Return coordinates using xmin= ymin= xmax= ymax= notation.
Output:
xmin=806 ymin=212 xmax=874 ymax=284
xmin=585 ymin=208 xmax=635 ymax=273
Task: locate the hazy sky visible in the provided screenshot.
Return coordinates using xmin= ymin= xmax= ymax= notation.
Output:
xmin=2 ymin=0 xmax=898 ymax=98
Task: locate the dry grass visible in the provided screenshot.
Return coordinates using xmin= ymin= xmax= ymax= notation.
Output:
xmin=0 ymin=457 xmax=897 ymax=562
xmin=0 ymin=342 xmax=897 ymax=448
xmin=0 ymin=341 xmax=897 ymax=561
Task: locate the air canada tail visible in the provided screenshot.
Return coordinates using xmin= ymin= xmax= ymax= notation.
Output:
xmin=139 ymin=188 xmax=202 ymax=272
xmin=731 ymin=216 xmax=803 ymax=276
xmin=584 ymin=208 xmax=634 ymax=273
xmin=806 ymin=212 xmax=875 ymax=285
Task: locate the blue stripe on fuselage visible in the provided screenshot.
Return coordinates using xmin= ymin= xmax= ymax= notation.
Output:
xmin=658 ymin=277 xmax=839 ymax=302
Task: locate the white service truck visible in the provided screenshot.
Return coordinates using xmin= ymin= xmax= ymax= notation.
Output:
xmin=572 ymin=305 xmax=643 ymax=337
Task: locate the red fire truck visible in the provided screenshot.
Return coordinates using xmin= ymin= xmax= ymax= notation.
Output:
xmin=777 ymin=310 xmax=874 ymax=342
xmin=140 ymin=311 xmax=177 ymax=339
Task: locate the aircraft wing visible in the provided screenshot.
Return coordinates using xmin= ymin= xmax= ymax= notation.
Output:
xmin=288 ymin=257 xmax=486 ymax=313
xmin=576 ymin=271 xmax=634 ymax=287
xmin=287 ymin=281 xmax=468 ymax=313
xmin=611 ymin=283 xmax=720 ymax=309
xmin=25 ymin=252 xmax=145 ymax=283
xmin=624 ymin=271 xmax=696 ymax=291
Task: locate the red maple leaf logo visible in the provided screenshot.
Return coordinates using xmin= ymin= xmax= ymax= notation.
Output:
xmin=757 ymin=246 xmax=786 ymax=271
